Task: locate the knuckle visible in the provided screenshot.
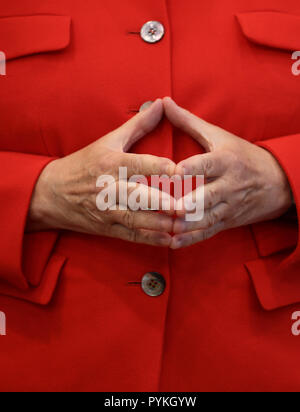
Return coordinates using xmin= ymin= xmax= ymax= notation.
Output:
xmin=101 ymin=223 xmax=111 ymax=236
xmin=99 ymin=151 xmax=119 ymax=174
xmin=145 ymin=155 xmax=168 ymax=175
xmin=129 ymin=155 xmax=143 ymax=175
xmin=203 ymin=157 xmax=214 ymax=175
xmin=202 ymin=227 xmax=215 ymax=241
xmin=129 ymin=228 xmax=138 ymax=243
xmin=206 ymin=210 xmax=219 ymax=228
xmin=201 ymin=231 xmax=209 ymax=241
xmin=207 ymin=188 xmax=217 ymax=208
xmin=143 ymin=231 xmax=154 ymax=243
xmin=190 ymin=162 xmax=199 ymax=176
xmin=190 ymin=231 xmax=199 ymax=244
xmin=123 ymin=210 xmax=135 ymax=229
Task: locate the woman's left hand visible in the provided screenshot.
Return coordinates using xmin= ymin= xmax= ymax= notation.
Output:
xmin=163 ymin=98 xmax=294 ymax=249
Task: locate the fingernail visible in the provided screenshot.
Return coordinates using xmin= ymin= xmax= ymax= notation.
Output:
xmin=139 ymin=101 xmax=154 ymax=112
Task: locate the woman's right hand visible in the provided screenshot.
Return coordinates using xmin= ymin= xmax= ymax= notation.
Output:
xmin=27 ymin=99 xmax=177 ymax=247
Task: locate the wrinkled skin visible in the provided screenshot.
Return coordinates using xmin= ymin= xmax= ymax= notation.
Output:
xmin=28 ymin=97 xmax=293 ymax=250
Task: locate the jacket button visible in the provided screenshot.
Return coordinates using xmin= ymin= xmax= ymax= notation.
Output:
xmin=140 ymin=21 xmax=165 ymax=44
xmin=142 ymin=272 xmax=166 ymax=297
xmin=139 ymin=101 xmax=154 ymax=112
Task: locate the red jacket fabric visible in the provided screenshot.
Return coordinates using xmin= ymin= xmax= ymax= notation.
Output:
xmin=1 ymin=0 xmax=300 ymax=392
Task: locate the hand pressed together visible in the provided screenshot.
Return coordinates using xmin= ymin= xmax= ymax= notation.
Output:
xmin=28 ymin=98 xmax=293 ymax=249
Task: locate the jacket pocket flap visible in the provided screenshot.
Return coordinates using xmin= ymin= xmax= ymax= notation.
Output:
xmin=251 ymin=215 xmax=298 ymax=258
xmin=236 ymin=11 xmax=300 ymax=51
xmin=0 ymin=15 xmax=71 ymax=61
xmin=0 ymin=254 xmax=66 ymax=305
xmin=245 ymin=252 xmax=300 ymax=311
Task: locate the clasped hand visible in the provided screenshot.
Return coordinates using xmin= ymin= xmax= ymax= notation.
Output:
xmin=28 ymin=98 xmax=292 ymax=249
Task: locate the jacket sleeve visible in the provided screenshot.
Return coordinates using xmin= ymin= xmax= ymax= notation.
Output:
xmin=0 ymin=151 xmax=66 ymax=304
xmin=245 ymin=134 xmax=300 ymax=310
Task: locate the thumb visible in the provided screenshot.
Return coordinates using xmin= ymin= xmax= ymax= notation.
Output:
xmin=101 ymin=99 xmax=164 ymax=152
xmin=163 ymin=97 xmax=223 ymax=152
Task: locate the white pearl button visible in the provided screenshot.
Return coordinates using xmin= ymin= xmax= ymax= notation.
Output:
xmin=140 ymin=21 xmax=165 ymax=44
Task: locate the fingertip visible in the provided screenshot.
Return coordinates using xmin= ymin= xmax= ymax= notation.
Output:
xmin=158 ymin=157 xmax=176 ymax=176
xmin=160 ymin=216 xmax=174 ymax=233
xmin=175 ymin=163 xmax=186 ymax=178
xmin=163 ymin=96 xmax=177 ymax=104
xmin=138 ymin=99 xmax=163 ymax=118
xmin=163 ymin=207 xmax=176 ymax=217
xmin=163 ymin=96 xmax=176 ymax=109
xmin=173 ymin=218 xmax=187 ymax=234
xmin=175 ymin=208 xmax=186 ymax=219
xmin=170 ymin=236 xmax=183 ymax=250
xmin=166 ymin=160 xmax=177 ymax=176
xmin=151 ymin=98 xmax=163 ymax=111
xmin=159 ymin=233 xmax=173 ymax=247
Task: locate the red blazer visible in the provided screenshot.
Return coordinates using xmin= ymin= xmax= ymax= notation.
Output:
xmin=1 ymin=0 xmax=300 ymax=392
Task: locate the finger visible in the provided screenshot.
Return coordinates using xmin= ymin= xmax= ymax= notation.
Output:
xmin=96 ymin=180 xmax=176 ymax=215
xmin=170 ymin=222 xmax=225 ymax=249
xmin=174 ymin=202 xmax=228 ymax=234
xmin=121 ymin=152 xmax=176 ymax=177
xmin=175 ymin=179 xmax=225 ymax=218
xmin=124 ymin=182 xmax=176 ymax=215
xmin=110 ymin=224 xmax=172 ymax=247
xmin=112 ymin=210 xmax=174 ymax=232
xmin=102 ymin=99 xmax=164 ymax=152
xmin=175 ymin=152 xmax=226 ymax=179
xmin=163 ymin=97 xmax=220 ymax=151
